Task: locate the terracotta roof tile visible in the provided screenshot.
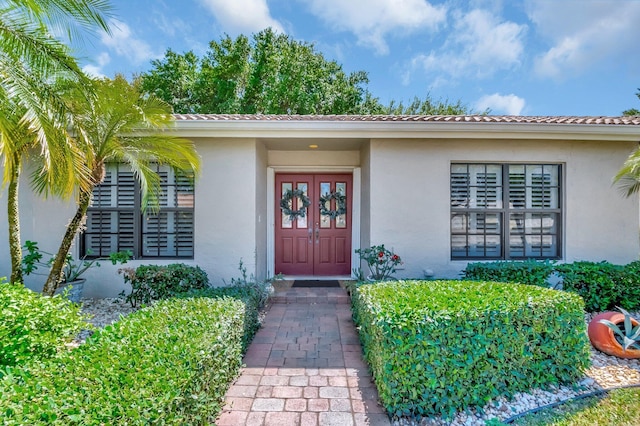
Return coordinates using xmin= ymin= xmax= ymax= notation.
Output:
xmin=173 ymin=114 xmax=640 ymax=125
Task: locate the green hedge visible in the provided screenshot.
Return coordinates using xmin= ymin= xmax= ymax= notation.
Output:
xmin=178 ymin=285 xmax=267 ymax=351
xmin=352 ymin=280 xmax=590 ymax=419
xmin=463 ymin=260 xmax=555 ymax=288
xmin=0 ymin=283 xmax=86 ymax=369
xmin=0 ymin=297 xmax=245 ymax=425
xmin=463 ymin=260 xmax=640 ymax=312
xmin=121 ymin=263 xmax=210 ymax=307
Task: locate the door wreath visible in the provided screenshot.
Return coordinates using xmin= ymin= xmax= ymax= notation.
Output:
xmin=319 ymin=191 xmax=347 ymax=219
xmin=280 ymin=189 xmax=311 ymax=220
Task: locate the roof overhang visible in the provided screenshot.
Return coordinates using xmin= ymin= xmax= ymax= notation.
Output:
xmin=171 ymin=115 xmax=640 ymax=142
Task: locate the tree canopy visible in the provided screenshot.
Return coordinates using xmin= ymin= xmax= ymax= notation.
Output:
xmin=140 ymin=28 xmax=476 ymax=116
xmin=623 ymin=88 xmax=640 ymax=116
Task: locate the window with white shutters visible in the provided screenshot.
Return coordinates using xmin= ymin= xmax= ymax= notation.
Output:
xmin=451 ymin=163 xmax=561 ymax=260
xmin=81 ymin=163 xmax=195 ymax=258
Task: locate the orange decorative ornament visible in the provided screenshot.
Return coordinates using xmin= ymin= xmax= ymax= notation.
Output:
xmin=587 ymin=311 xmax=640 ymax=359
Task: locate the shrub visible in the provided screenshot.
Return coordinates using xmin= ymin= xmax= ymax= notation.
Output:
xmin=0 ymin=283 xmax=87 ymax=369
xmin=462 ymin=260 xmax=555 ymax=288
xmin=352 ymin=280 xmax=590 ymax=419
xmin=120 ymin=263 xmax=210 ymax=306
xmin=355 ymin=244 xmax=402 ymax=281
xmin=179 ymin=260 xmax=275 ymax=350
xmin=0 ymin=297 xmax=245 ymax=425
xmin=554 ymin=261 xmax=623 ymax=312
xmin=618 ymin=261 xmax=640 ymax=311
xmin=464 ymin=260 xmax=640 ymax=312
xmin=178 ymin=287 xmax=262 ymax=351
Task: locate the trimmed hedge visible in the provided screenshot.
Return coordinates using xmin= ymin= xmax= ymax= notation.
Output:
xmin=464 ymin=260 xmax=640 ymax=312
xmin=352 ymin=280 xmax=590 ymax=419
xmin=463 ymin=260 xmax=555 ymax=288
xmin=121 ymin=263 xmax=210 ymax=307
xmin=0 ymin=297 xmax=245 ymax=425
xmin=178 ymin=285 xmax=267 ymax=351
xmin=0 ymin=283 xmax=86 ymax=369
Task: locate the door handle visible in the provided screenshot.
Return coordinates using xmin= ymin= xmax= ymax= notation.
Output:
xmin=315 ymin=223 xmax=319 ymax=244
xmin=308 ymin=227 xmax=313 ymax=243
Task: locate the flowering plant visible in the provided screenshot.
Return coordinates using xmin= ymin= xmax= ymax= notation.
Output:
xmin=355 ymin=244 xmax=402 ymax=281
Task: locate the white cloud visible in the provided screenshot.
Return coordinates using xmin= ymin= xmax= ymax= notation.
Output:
xmin=197 ymin=0 xmax=284 ymax=34
xmin=410 ymin=9 xmax=526 ymax=83
xmin=303 ymin=0 xmax=447 ymax=55
xmin=82 ymin=52 xmax=111 ymax=78
xmin=527 ymin=0 xmax=640 ymax=79
xmin=153 ymin=12 xmax=190 ymax=38
xmin=475 ymin=93 xmax=525 ymax=115
xmin=100 ymin=19 xmax=160 ymax=65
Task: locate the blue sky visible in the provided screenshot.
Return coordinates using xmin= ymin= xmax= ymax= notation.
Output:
xmin=76 ymin=0 xmax=640 ymax=116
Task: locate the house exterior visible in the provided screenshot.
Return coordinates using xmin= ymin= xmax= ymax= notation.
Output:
xmin=2 ymin=114 xmax=640 ymax=298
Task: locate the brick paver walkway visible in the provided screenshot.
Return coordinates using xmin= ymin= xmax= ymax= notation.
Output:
xmin=216 ymin=287 xmax=390 ymax=426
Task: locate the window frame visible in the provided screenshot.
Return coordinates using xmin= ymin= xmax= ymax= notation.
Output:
xmin=450 ymin=163 xmax=563 ymax=260
xmin=80 ymin=163 xmax=195 ymax=259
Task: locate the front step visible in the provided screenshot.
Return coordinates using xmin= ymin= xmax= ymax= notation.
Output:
xmin=271 ymin=287 xmax=351 ymax=304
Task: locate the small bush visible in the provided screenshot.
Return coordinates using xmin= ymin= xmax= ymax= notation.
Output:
xmin=179 ymin=260 xmax=275 ymax=350
xmin=464 ymin=260 xmax=640 ymax=312
xmin=618 ymin=261 xmax=640 ymax=311
xmin=0 ymin=297 xmax=245 ymax=425
xmin=178 ymin=286 xmax=263 ymax=351
xmin=0 ymin=283 xmax=87 ymax=369
xmin=554 ymin=262 xmax=623 ymax=312
xmin=462 ymin=260 xmax=555 ymax=287
xmin=121 ymin=263 xmax=210 ymax=306
xmin=352 ymin=280 xmax=590 ymax=419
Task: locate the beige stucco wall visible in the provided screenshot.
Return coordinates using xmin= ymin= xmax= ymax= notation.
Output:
xmin=359 ymin=141 xmax=372 ymax=253
xmin=367 ymin=138 xmax=640 ymax=279
xmin=81 ymin=137 xmax=262 ymax=296
xmin=0 ymin=138 xmax=264 ymax=297
xmin=255 ymin=140 xmax=268 ymax=280
xmin=268 ymin=150 xmax=360 ymax=167
xmin=2 ymin=134 xmax=638 ymax=296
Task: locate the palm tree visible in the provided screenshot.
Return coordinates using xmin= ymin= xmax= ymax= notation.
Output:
xmin=0 ymin=0 xmax=111 ymax=284
xmin=615 ymin=150 xmax=640 ymax=197
xmin=43 ymin=76 xmax=201 ymax=295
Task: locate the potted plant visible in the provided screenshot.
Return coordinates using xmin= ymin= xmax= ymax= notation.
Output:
xmin=588 ymin=307 xmax=640 ymax=359
xmin=22 ymin=240 xmax=131 ymax=302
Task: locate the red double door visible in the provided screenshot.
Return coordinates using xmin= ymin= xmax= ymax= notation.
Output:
xmin=275 ymin=173 xmax=352 ymax=276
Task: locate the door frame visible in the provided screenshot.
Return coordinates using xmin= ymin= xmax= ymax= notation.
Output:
xmin=267 ymin=166 xmax=361 ymax=278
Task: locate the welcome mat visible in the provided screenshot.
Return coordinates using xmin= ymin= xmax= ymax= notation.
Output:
xmin=291 ymin=280 xmax=341 ymax=288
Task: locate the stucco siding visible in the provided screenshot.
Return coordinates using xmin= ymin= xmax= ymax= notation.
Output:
xmin=359 ymin=141 xmax=372 ymax=257
xmin=368 ymin=138 xmax=640 ymax=279
xmin=192 ymin=138 xmax=258 ymax=286
xmin=268 ymin=150 xmax=360 ymax=167
xmin=255 ymin=140 xmax=268 ymax=280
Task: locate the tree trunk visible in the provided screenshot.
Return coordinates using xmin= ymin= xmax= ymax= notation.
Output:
xmin=42 ymin=190 xmax=92 ymax=295
xmin=8 ymin=155 xmax=23 ymax=284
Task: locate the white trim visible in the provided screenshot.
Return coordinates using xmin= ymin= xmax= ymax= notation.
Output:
xmin=175 ymin=119 xmax=640 ymax=141
xmin=267 ymin=168 xmax=275 ymax=278
xmin=266 ymin=166 xmax=361 ymax=279
xmin=352 ymin=168 xmax=361 ymax=275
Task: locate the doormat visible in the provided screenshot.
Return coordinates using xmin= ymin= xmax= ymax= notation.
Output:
xmin=292 ymin=280 xmax=341 ymax=288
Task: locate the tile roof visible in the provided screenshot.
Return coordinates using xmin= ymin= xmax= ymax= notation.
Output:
xmin=173 ymin=114 xmax=640 ymax=125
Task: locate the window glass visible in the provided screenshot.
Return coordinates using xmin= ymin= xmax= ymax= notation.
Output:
xmin=82 ymin=163 xmax=195 ymax=258
xmin=297 ymin=182 xmax=308 ymax=228
xmin=452 ymin=163 xmax=561 ymax=260
xmin=281 ymin=182 xmax=292 ymax=229
xmin=336 ymin=182 xmax=347 ymax=228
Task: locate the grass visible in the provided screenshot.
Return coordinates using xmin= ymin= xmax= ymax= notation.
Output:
xmin=504 ymin=386 xmax=640 ymax=426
